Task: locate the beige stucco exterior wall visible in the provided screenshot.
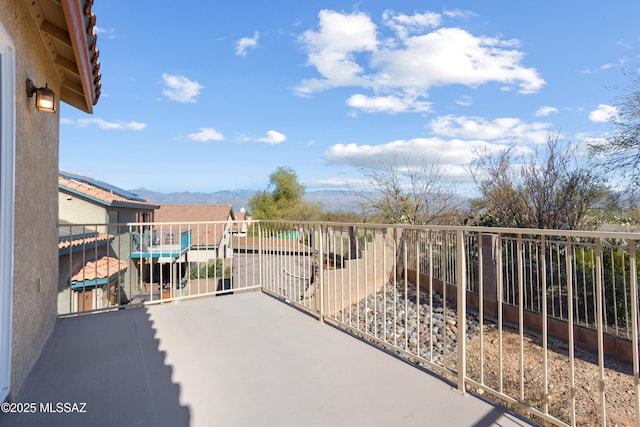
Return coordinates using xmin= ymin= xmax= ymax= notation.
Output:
xmin=1 ymin=0 xmax=62 ymax=399
xmin=320 ymin=229 xmax=398 ymax=315
xmin=59 ymin=191 xmax=110 ymax=226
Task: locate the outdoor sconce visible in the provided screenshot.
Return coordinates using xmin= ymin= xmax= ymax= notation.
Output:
xmin=26 ymin=79 xmax=56 ymax=113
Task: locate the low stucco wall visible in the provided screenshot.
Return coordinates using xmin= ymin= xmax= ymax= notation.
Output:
xmin=320 ymin=229 xmax=398 ymax=315
xmin=1 ymin=0 xmax=62 ymax=399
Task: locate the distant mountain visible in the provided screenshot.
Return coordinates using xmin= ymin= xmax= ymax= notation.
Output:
xmin=128 ymin=188 xmax=255 ymax=211
xmin=304 ymin=190 xmax=362 ymax=212
xmin=128 ymin=188 xmax=363 ymax=213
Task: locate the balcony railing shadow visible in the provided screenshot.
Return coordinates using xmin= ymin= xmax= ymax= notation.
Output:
xmin=38 ymin=220 xmax=640 ymax=426
xmin=0 ymin=304 xmax=190 ymax=427
xmin=2 ymin=289 xmax=540 ymax=427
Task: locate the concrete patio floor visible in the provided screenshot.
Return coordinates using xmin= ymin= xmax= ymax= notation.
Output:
xmin=0 ymin=291 xmax=538 ymax=427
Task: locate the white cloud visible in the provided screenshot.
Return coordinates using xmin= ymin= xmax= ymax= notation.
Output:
xmin=306 ymin=177 xmax=369 ymax=189
xmin=589 ymin=104 xmax=618 ymax=123
xmin=442 ymin=9 xmax=476 ymax=19
xmin=371 ymin=27 xmax=543 ymax=94
xmin=346 ymin=94 xmax=432 ymax=113
xmin=161 ymin=73 xmax=203 ymax=103
xmin=187 ymin=128 xmax=224 ymax=142
xmin=428 ymin=115 xmax=550 ymax=144
xmin=581 ymin=57 xmax=629 ymax=74
xmin=382 ymin=10 xmax=441 ymax=40
xmin=235 ymin=32 xmax=259 ymax=57
xmin=617 ymin=39 xmax=632 ymax=49
xmin=325 ymin=137 xmax=513 ymax=169
xmin=296 ymin=10 xmax=545 ymax=112
xmin=535 ymin=105 xmax=558 ymax=117
xmin=295 ymin=10 xmax=378 ymax=96
xmin=236 ymin=134 xmax=253 ymax=143
xmin=62 ymin=117 xmax=146 ymax=131
xmin=601 ymin=57 xmax=628 ymax=70
xmin=256 ymin=130 xmax=287 ymax=144
xmin=573 ymin=132 xmax=604 ymax=156
xmin=455 ymin=96 xmax=473 ymax=107
xmin=93 ymin=26 xmax=116 ymax=39
xmin=323 ymin=134 xmax=538 ymax=185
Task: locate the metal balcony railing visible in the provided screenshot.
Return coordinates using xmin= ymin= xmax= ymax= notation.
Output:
xmin=57 ymin=220 xmax=640 ymax=427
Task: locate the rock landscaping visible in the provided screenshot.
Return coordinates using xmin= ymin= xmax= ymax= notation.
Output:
xmin=335 ymin=280 xmax=636 ymax=427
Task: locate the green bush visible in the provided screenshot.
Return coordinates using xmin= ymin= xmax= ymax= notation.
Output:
xmin=189 ymin=260 xmax=231 ymax=279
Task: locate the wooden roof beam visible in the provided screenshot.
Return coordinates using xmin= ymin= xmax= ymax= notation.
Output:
xmin=40 ymin=19 xmax=72 ymax=47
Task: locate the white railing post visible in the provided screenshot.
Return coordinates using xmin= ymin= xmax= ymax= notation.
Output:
xmin=258 ymin=222 xmax=263 ymax=290
xmin=541 ymin=236 xmax=550 ymax=416
xmin=456 ymin=229 xmax=467 ymax=394
xmin=595 ymin=238 xmax=607 ymax=427
xmin=497 ymin=233 xmax=504 ymax=393
xmin=317 ymin=223 xmax=324 ymax=323
xmin=629 ymin=240 xmax=640 ymax=427
xmin=567 ymin=238 xmax=577 ymax=427
xmin=517 ymin=234 xmax=525 ymax=401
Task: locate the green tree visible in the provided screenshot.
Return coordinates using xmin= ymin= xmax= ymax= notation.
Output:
xmin=248 ymin=166 xmax=324 ymax=220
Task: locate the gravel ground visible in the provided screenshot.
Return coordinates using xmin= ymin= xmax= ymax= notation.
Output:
xmin=460 ymin=323 xmax=636 ymax=427
xmin=335 ymin=281 xmax=637 ymax=427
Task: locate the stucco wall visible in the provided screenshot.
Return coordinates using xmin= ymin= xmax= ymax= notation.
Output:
xmin=59 ymin=191 xmax=109 ymax=227
xmin=1 ymin=0 xmax=62 ymax=399
xmin=58 ymin=244 xmax=113 ymax=315
xmin=320 ymin=229 xmax=397 ymax=315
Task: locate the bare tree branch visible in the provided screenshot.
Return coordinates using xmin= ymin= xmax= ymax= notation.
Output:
xmin=359 ymin=156 xmax=461 ymax=225
xmin=470 ymin=134 xmax=609 ymax=230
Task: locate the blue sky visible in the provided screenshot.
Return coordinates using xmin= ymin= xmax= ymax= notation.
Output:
xmin=59 ymin=1 xmax=640 ymax=194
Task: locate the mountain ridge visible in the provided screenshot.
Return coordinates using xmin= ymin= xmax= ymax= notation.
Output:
xmin=128 ymin=188 xmax=362 ymax=213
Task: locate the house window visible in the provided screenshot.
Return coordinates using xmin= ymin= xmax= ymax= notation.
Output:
xmin=0 ymin=22 xmax=16 ymax=402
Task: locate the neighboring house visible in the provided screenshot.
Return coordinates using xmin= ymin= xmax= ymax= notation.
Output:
xmin=232 ymin=207 xmax=252 ymax=236
xmin=58 ymin=224 xmax=128 ymax=314
xmin=1 ymin=0 xmax=102 ymax=402
xmin=154 ymin=204 xmax=235 ymax=261
xmin=58 ymin=171 xmax=159 ymax=313
xmin=128 ymin=204 xmax=235 ymax=298
xmin=59 ymin=171 xmax=158 ymax=231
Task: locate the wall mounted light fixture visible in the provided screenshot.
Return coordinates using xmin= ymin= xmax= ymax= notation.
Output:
xmin=26 ymin=79 xmax=56 ymax=113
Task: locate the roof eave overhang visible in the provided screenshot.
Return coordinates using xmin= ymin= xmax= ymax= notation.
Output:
xmin=112 ymin=202 xmax=161 ymax=210
xmin=60 ymin=0 xmax=98 ymax=113
xmin=25 ymin=0 xmax=101 ymax=114
xmin=59 ymin=185 xmax=159 ymax=210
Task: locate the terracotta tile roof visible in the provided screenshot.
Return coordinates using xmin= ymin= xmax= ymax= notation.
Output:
xmin=232 ymin=209 xmax=252 ymax=233
xmin=59 ymin=173 xmax=159 ymax=209
xmin=70 ymin=256 xmax=128 ymax=285
xmin=59 ymin=231 xmax=113 ymax=250
xmin=155 ymin=204 xmax=233 ymax=223
xmin=234 ymin=210 xmax=249 ymax=221
xmin=25 ymin=0 xmax=102 ymax=113
xmin=155 ymin=204 xmax=234 ymax=247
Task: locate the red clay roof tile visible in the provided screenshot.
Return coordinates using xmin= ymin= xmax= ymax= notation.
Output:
xmin=59 ymin=232 xmax=113 ymax=250
xmin=154 ymin=204 xmax=234 ymax=247
xmin=59 ymin=175 xmax=158 ymax=209
xmin=70 ymin=256 xmax=128 ymax=284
